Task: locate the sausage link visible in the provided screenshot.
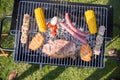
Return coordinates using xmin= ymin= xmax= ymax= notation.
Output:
xmin=65 ymin=13 xmax=89 ymax=37
xmin=60 ymin=22 xmax=87 ymax=44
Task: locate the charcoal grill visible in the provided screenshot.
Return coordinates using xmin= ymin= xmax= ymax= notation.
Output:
xmin=0 ymin=0 xmax=113 ymax=68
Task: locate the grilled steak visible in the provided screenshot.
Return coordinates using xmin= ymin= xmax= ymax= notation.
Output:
xmin=42 ymin=39 xmax=77 ymax=59
xmin=80 ymin=44 xmax=92 ymax=62
xmin=29 ymin=33 xmax=44 ymax=51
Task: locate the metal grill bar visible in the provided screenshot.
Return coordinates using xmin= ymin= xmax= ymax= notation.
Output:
xmin=14 ymin=1 xmax=109 ymax=68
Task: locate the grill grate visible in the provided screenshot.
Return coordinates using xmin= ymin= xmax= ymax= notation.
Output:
xmin=14 ymin=1 xmax=109 ymax=68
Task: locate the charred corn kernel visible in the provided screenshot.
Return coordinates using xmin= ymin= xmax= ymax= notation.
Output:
xmin=34 ymin=8 xmax=46 ymax=32
xmin=85 ymin=10 xmax=97 ymax=34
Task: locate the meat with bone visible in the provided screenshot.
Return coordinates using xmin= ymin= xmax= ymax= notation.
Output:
xmin=21 ymin=14 xmax=30 ymax=45
xmin=42 ymin=39 xmax=77 ymax=59
xmin=94 ymin=25 xmax=106 ymax=55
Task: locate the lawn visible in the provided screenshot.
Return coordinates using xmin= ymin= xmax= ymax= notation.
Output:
xmin=0 ymin=0 xmax=120 ymax=80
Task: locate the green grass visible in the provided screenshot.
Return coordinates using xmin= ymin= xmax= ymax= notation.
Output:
xmin=0 ymin=0 xmax=120 ymax=80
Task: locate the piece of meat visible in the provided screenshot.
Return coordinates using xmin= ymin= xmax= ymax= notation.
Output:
xmin=29 ymin=33 xmax=44 ymax=51
xmin=98 ymin=25 xmax=106 ymax=35
xmin=96 ymin=36 xmax=104 ymax=44
xmin=23 ymin=14 xmax=30 ymax=26
xmin=80 ymin=44 xmax=92 ymax=62
xmin=42 ymin=39 xmax=77 ymax=59
xmin=93 ymin=46 xmax=101 ymax=55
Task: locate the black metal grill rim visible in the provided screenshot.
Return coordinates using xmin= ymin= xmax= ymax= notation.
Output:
xmin=13 ymin=60 xmax=105 ymax=68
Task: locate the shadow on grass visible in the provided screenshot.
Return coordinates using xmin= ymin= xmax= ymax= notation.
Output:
xmin=85 ymin=59 xmax=120 ymax=80
xmin=16 ymin=64 xmax=66 ymax=80
xmin=16 ymin=64 xmax=39 ymax=79
xmin=41 ymin=66 xmax=66 ymax=80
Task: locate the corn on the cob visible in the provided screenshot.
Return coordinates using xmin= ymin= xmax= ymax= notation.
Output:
xmin=34 ymin=8 xmax=46 ymax=32
xmin=85 ymin=10 xmax=97 ymax=34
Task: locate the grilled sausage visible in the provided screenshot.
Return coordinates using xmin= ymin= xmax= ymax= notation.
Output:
xmin=65 ymin=13 xmax=89 ymax=37
xmin=60 ymin=22 xmax=87 ymax=44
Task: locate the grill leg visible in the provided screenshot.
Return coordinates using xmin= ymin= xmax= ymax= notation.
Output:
xmin=40 ymin=64 xmax=42 ymax=73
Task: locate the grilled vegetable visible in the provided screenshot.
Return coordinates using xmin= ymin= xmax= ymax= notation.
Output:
xmin=47 ymin=22 xmax=58 ymax=37
xmin=85 ymin=10 xmax=97 ymax=34
xmin=52 ymin=30 xmax=57 ymax=36
xmin=34 ymin=8 xmax=46 ymax=32
xmin=47 ymin=22 xmax=52 ymax=28
xmin=29 ymin=33 xmax=44 ymax=50
xmin=52 ymin=25 xmax=57 ymax=31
